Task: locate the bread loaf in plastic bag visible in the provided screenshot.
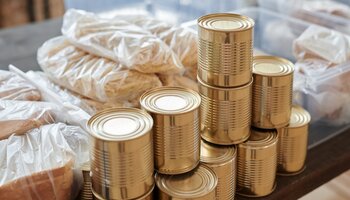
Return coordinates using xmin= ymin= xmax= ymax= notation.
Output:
xmin=37 ymin=36 xmax=162 ymax=103
xmin=62 ymin=9 xmax=184 ymax=75
xmin=0 ymin=123 xmax=89 ymax=200
xmin=0 ymin=70 xmax=41 ymax=101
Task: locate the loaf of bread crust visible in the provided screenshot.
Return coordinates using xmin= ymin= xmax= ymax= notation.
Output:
xmin=61 ymin=9 xmax=184 ymax=75
xmin=0 ymin=70 xmax=41 ymax=101
xmin=158 ymin=74 xmax=198 ymax=92
xmin=38 ymin=36 xmax=162 ymax=103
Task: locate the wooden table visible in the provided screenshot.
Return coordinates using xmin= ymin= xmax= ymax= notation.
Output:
xmin=1 ymin=19 xmax=350 ymax=200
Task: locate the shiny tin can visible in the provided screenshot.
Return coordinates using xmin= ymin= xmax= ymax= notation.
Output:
xmin=198 ymin=13 xmax=254 ymax=87
xmin=88 ymin=108 xmax=154 ymax=200
xmin=252 ymin=56 xmax=294 ymax=129
xmin=155 ymin=165 xmax=218 ymax=200
xmin=198 ymin=77 xmax=252 ymax=145
xmin=78 ymin=164 xmax=93 ymax=200
xmin=237 ymin=128 xmax=278 ymax=197
xmin=92 ymin=184 xmax=155 ymax=200
xmin=200 ymin=140 xmax=237 ymax=200
xmin=140 ymin=87 xmax=201 ymax=174
xmin=277 ymin=105 xmax=311 ymax=175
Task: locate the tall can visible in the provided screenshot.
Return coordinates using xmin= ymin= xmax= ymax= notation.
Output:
xmin=155 ymin=165 xmax=218 ymax=200
xmin=252 ymin=55 xmax=294 ymax=129
xmin=198 ymin=77 xmax=252 ymax=145
xmin=197 ymin=13 xmax=254 ymax=87
xmin=200 ymin=140 xmax=237 ymax=199
xmin=140 ymin=87 xmax=201 ymax=174
xmin=277 ymin=105 xmax=311 ymax=175
xmin=237 ymin=128 xmax=278 ymax=197
xmin=88 ymin=108 xmax=154 ymax=200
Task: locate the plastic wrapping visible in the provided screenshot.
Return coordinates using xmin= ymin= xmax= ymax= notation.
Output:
xmin=26 ymin=71 xmax=134 ymax=115
xmin=0 ymin=123 xmax=89 ymax=200
xmin=0 ymin=70 xmax=41 ymax=101
xmin=62 ymin=9 xmax=184 ymax=75
xmin=293 ymin=25 xmax=350 ymax=65
xmin=37 ymin=36 xmax=162 ymax=103
xmin=122 ymin=14 xmax=198 ymax=80
xmin=0 ymin=100 xmax=55 ymax=140
xmin=302 ymin=0 xmax=350 ymax=19
xmin=158 ymin=74 xmax=198 ymax=92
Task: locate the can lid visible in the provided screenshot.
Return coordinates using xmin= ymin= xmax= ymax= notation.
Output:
xmin=200 ymin=140 xmax=236 ymax=165
xmin=87 ymin=108 xmax=153 ymax=141
xmin=156 ymin=165 xmax=217 ymax=198
xmin=288 ymin=105 xmax=311 ymax=128
xmin=198 ymin=13 xmax=254 ymax=32
xmin=240 ymin=128 xmax=277 ymax=149
xmin=140 ymin=87 xmax=201 ymax=114
xmin=253 ymin=56 xmax=294 ymax=76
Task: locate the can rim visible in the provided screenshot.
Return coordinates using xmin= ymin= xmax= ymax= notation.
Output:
xmin=287 ymin=105 xmax=311 ymax=128
xmin=140 ymin=86 xmax=201 ymax=115
xmin=197 ymin=76 xmax=253 ymax=90
xmin=200 ymin=140 xmax=237 ymax=165
xmin=198 ymin=13 xmax=254 ymax=32
xmin=155 ymin=165 xmax=218 ymax=198
xmin=87 ymin=107 xmax=153 ymax=141
xmin=239 ymin=129 xmax=277 ymax=149
xmin=253 ymin=55 xmax=294 ymax=77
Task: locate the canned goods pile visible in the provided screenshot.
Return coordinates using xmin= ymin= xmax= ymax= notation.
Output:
xmin=83 ymin=13 xmax=311 ymax=200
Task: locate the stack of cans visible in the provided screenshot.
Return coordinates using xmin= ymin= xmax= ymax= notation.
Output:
xmin=87 ymin=108 xmax=155 ymax=200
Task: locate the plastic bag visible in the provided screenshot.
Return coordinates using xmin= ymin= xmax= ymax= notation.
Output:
xmin=158 ymin=74 xmax=199 ymax=92
xmin=62 ymin=9 xmax=184 ymax=75
xmin=37 ymin=36 xmax=162 ymax=103
xmin=0 ymin=123 xmax=89 ymax=200
xmin=302 ymin=0 xmax=350 ymax=19
xmin=0 ymin=70 xmax=41 ymax=101
xmin=122 ymin=14 xmax=198 ymax=80
xmin=0 ymin=100 xmax=55 ymax=140
xmin=293 ymin=25 xmax=350 ymax=65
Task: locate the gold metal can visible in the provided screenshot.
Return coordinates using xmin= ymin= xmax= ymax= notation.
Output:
xmin=197 ymin=13 xmax=254 ymax=87
xmin=200 ymin=140 xmax=237 ymax=199
xmin=155 ymin=165 xmax=218 ymax=200
xmin=88 ymin=108 xmax=154 ymax=200
xmin=92 ymin=184 xmax=155 ymax=200
xmin=140 ymin=87 xmax=201 ymax=174
xmin=198 ymin=77 xmax=252 ymax=145
xmin=252 ymin=55 xmax=294 ymax=129
xmin=237 ymin=128 xmax=278 ymax=197
xmin=78 ymin=164 xmax=93 ymax=200
xmin=277 ymin=105 xmax=311 ymax=175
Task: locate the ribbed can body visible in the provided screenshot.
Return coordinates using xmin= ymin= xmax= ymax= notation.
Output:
xmin=198 ymin=77 xmax=252 ymax=145
xmin=78 ymin=169 xmax=93 ymax=200
xmin=198 ymin=13 xmax=254 ymax=87
xmin=237 ymin=129 xmax=278 ymax=197
xmin=140 ymin=87 xmax=201 ymax=174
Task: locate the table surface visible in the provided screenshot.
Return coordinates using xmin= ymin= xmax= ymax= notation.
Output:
xmin=1 ymin=19 xmax=350 ymax=200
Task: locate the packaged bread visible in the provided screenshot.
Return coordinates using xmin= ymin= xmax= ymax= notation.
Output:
xmin=123 ymin=14 xmax=198 ymax=80
xmin=0 ymin=123 xmax=89 ymax=200
xmin=302 ymin=0 xmax=350 ymax=19
xmin=158 ymin=74 xmax=198 ymax=92
xmin=0 ymin=70 xmax=41 ymax=101
xmin=293 ymin=25 xmax=350 ymax=65
xmin=38 ymin=36 xmax=162 ymax=103
xmin=61 ymin=9 xmax=184 ymax=75
xmin=0 ymin=100 xmax=55 ymax=140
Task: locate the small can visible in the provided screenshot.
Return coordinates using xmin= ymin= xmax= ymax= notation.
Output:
xmin=198 ymin=77 xmax=252 ymax=145
xmin=237 ymin=128 xmax=278 ymax=197
xmin=77 ymin=164 xmax=93 ymax=200
xmin=252 ymin=55 xmax=294 ymax=129
xmin=200 ymin=140 xmax=237 ymax=200
xmin=277 ymin=105 xmax=311 ymax=175
xmin=197 ymin=13 xmax=254 ymax=87
xmin=88 ymin=108 xmax=154 ymax=200
xmin=155 ymin=165 xmax=218 ymax=200
xmin=140 ymin=87 xmax=201 ymax=174
xmin=92 ymin=184 xmax=155 ymax=200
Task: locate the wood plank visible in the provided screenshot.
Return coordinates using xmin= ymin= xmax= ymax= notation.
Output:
xmin=236 ymin=128 xmax=350 ymax=200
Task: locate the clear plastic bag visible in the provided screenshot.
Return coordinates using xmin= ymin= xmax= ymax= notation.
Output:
xmin=62 ymin=9 xmax=184 ymax=75
xmin=37 ymin=36 xmax=162 ymax=103
xmin=302 ymin=0 xmax=350 ymax=19
xmin=0 ymin=123 xmax=89 ymax=200
xmin=0 ymin=70 xmax=41 ymax=101
xmin=293 ymin=25 xmax=350 ymax=65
